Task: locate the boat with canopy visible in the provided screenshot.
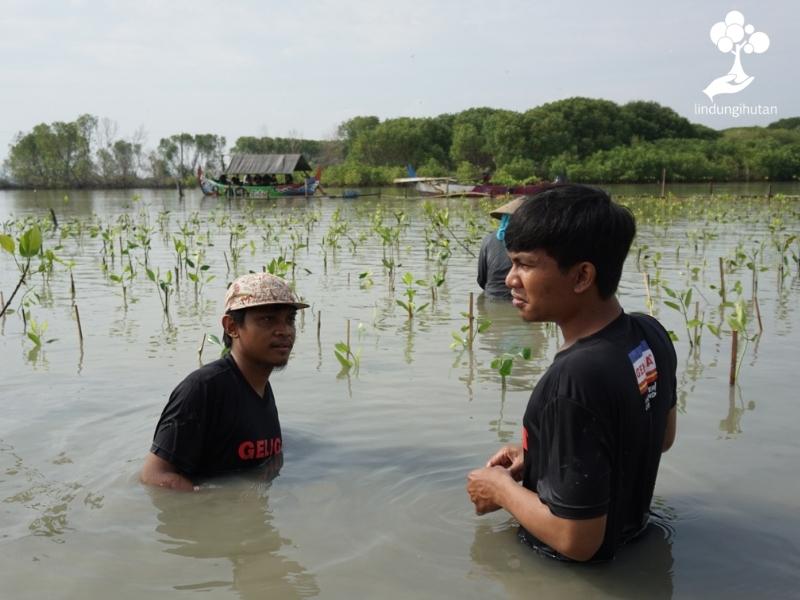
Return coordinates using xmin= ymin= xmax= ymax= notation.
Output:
xmin=200 ymin=153 xmax=319 ymax=198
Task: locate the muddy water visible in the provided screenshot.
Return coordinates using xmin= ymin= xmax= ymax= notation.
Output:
xmin=1 ymin=189 xmax=798 ymax=599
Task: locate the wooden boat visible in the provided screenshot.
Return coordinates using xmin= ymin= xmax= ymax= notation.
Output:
xmin=393 ymin=165 xmax=550 ymax=198
xmin=200 ymin=153 xmax=319 ymax=198
xmin=474 ymin=182 xmax=556 ymax=196
xmin=392 ymin=176 xmax=484 ymax=197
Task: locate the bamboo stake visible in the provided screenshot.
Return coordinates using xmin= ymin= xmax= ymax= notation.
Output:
xmin=198 ymin=333 xmax=206 ymax=362
xmin=718 ymin=257 xmax=726 ymax=302
xmin=317 ymin=310 xmax=321 ymax=341
xmin=660 ymin=168 xmax=666 ymax=198
xmin=0 ymin=262 xmax=29 ymax=319
xmin=74 ymin=303 xmax=84 ymax=344
xmin=754 ymin=295 xmax=763 ymax=334
xmin=346 ymin=319 xmax=351 ymax=350
xmin=643 ymin=272 xmax=653 ymax=316
xmin=468 ymin=292 xmax=475 ymax=347
xmin=729 ymin=330 xmax=738 ymax=386
xmin=70 ymin=271 xmax=76 ymax=301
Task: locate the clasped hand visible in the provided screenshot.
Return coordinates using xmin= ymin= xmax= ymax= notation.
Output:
xmin=466 ymin=444 xmax=523 ymax=515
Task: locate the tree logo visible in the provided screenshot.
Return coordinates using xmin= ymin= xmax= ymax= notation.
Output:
xmin=703 ymin=10 xmax=770 ymax=101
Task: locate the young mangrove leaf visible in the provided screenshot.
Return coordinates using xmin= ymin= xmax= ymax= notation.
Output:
xmin=19 ymin=226 xmax=42 ymax=258
xmin=0 ymin=234 xmax=14 ymax=254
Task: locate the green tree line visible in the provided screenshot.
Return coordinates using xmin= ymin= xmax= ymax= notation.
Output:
xmin=326 ymin=99 xmax=798 ymax=185
xmin=3 ymin=99 xmax=799 ymax=188
xmin=3 ymin=115 xmax=228 ymax=188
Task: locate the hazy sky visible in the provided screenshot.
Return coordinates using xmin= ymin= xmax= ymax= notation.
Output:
xmin=1 ymin=0 xmax=797 ymax=160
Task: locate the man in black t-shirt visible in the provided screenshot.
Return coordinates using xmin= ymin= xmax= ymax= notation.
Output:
xmin=466 ymin=185 xmax=677 ymax=562
xmin=141 ymin=273 xmax=309 ymax=491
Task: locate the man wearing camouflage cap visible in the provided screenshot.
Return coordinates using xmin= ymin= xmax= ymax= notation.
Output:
xmin=141 ymin=273 xmax=308 ymax=491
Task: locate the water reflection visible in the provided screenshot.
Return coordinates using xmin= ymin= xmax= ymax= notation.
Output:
xmin=401 ymin=321 xmax=416 ymax=364
xmin=148 ymin=458 xmax=318 ymax=599
xmin=469 ymin=519 xmax=674 ymax=599
xmin=467 ymin=294 xmax=552 ymax=389
xmin=719 ymin=385 xmax=756 ymax=437
xmin=490 ymin=387 xmax=517 ymax=443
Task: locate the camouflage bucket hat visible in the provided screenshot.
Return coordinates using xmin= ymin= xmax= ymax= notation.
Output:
xmin=224 ymin=273 xmax=309 ymax=312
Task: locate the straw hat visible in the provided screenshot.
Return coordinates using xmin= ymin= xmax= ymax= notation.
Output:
xmin=488 ymin=183 xmax=560 ymax=219
xmin=489 ymin=196 xmax=526 ymax=220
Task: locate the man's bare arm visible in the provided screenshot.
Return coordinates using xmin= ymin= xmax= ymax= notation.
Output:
xmin=140 ymin=452 xmax=196 ymax=492
xmin=467 ymin=466 xmax=606 ymax=562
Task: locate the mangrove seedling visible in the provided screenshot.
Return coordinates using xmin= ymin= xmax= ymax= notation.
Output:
xmin=450 ymin=315 xmax=492 ymax=350
xmin=491 ymin=347 xmax=532 ymax=387
xmin=26 ymin=315 xmax=56 ymax=348
xmin=186 ymin=251 xmax=214 ymax=299
xmin=662 ymin=284 xmax=704 ymax=348
xmin=708 ymin=299 xmax=758 ymax=385
xmin=109 ymin=264 xmax=135 ymax=308
xmin=334 ymin=341 xmax=360 ymax=376
xmin=204 ymin=333 xmax=230 ymax=358
xmin=146 ymin=267 xmax=174 ymax=319
xmin=396 ymin=272 xmax=429 ymax=319
xmin=0 ymin=225 xmax=43 ymax=318
xmin=382 ymin=258 xmax=397 ymax=290
xmin=266 ymin=256 xmax=293 ymax=279
xmin=423 ymin=203 xmax=475 ymax=257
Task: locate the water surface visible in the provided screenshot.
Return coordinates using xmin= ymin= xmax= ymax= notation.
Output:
xmin=1 ymin=188 xmax=798 ymax=598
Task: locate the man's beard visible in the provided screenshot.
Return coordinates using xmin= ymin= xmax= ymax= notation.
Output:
xmin=268 ymin=360 xmax=288 ymax=371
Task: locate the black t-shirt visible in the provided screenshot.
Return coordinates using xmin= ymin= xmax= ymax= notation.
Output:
xmin=150 ymin=354 xmax=282 ymax=478
xmin=519 ymin=312 xmax=677 ymax=561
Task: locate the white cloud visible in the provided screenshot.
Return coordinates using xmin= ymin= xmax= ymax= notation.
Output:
xmin=0 ymin=0 xmax=797 ymax=158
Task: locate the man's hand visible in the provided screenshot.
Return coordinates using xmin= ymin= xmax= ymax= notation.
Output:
xmin=467 ymin=466 xmax=515 ymax=515
xmin=486 ymin=444 xmax=524 ymax=481
xmin=140 ymin=452 xmax=197 ymax=492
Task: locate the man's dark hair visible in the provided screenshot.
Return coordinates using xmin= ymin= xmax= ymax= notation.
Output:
xmin=504 ymin=184 xmax=636 ymax=299
xmin=223 ymin=308 xmax=247 ymax=349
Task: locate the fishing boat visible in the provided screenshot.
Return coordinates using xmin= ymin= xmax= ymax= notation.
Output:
xmin=473 ymin=182 xmax=557 ymax=196
xmin=393 ymin=165 xmax=550 ymax=198
xmin=392 ymin=176 xmax=484 ymax=197
xmin=199 ymin=153 xmax=319 ymax=198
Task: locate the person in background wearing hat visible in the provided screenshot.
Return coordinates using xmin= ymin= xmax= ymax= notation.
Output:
xmin=478 ymin=186 xmax=554 ymax=299
xmin=140 ymin=273 xmax=309 ymax=491
xmin=476 ymin=197 xmax=519 ymax=299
